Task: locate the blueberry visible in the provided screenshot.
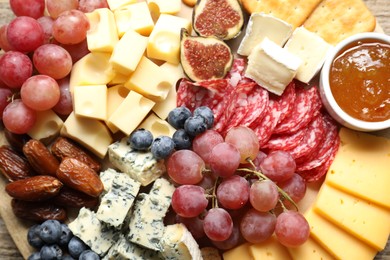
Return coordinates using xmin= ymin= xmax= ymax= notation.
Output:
xmin=61 ymin=255 xmax=75 ymax=260
xmin=194 ymin=106 xmax=214 ymax=129
xmin=27 ymin=224 xmax=44 ymax=249
xmin=184 ymin=115 xmax=208 ymax=136
xmin=40 ymin=244 xmax=62 ymax=260
xmin=127 ymin=128 xmax=153 ymax=151
xmin=39 ymin=220 xmax=62 ymax=245
xmin=27 ymin=252 xmax=41 ymax=260
xmin=167 ymin=106 xmax=192 ymax=129
xmin=58 ymin=224 xmax=73 ymax=248
xmin=79 ymin=250 xmax=100 ymax=260
xmin=172 ymin=129 xmax=192 ymax=150
xmin=68 ymin=236 xmax=88 ymax=259
xmin=151 ymin=136 xmax=175 ymax=160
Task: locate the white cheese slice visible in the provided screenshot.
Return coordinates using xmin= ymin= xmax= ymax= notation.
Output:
xmin=238 ymin=13 xmax=293 ymax=56
xmin=285 ymin=26 xmax=332 ymax=83
xmin=245 ymin=37 xmax=302 ymax=95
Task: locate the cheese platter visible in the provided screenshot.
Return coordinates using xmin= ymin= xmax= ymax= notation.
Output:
xmin=0 ymin=0 xmax=389 ymax=259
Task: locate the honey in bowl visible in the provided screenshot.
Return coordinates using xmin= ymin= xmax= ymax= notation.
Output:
xmin=329 ymin=40 xmax=390 ymax=122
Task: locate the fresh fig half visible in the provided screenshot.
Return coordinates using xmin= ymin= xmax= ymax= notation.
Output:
xmin=180 ymin=29 xmax=233 ymax=82
xmin=192 ymin=0 xmax=244 ymax=40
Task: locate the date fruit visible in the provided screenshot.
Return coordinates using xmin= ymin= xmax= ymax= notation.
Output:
xmin=53 ymin=186 xmax=99 ymax=209
xmin=6 ymin=175 xmax=63 ymax=201
xmin=51 ymin=137 xmax=101 ymax=172
xmin=4 ymin=128 xmax=31 ymax=153
xmin=23 ymin=139 xmax=60 ymax=176
xmin=11 ymin=199 xmax=67 ymax=222
xmin=56 ymin=157 xmax=103 ymax=197
xmin=0 ymin=145 xmax=36 ymax=181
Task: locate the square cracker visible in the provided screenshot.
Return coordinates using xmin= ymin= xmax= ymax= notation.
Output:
xmin=303 ymin=0 xmax=376 ymax=45
xmin=241 ymin=0 xmax=323 ymax=29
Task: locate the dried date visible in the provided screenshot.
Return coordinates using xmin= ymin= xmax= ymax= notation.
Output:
xmin=11 ymin=199 xmax=67 ymax=222
xmin=53 ymin=186 xmax=99 ymax=209
xmin=0 ymin=145 xmax=36 ymax=181
xmin=23 ymin=139 xmax=60 ymax=176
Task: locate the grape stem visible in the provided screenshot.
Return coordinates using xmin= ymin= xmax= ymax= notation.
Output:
xmin=238 ymin=160 xmax=299 ymax=211
xmin=211 ymin=177 xmax=219 ymax=209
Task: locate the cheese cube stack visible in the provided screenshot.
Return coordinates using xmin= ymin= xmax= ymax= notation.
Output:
xmin=224 ymin=128 xmax=390 ymax=260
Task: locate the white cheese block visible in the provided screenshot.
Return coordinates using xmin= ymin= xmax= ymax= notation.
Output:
xmin=61 ymin=112 xmax=113 ymax=159
xmin=107 ymin=90 xmax=155 ymax=136
xmin=138 ymin=113 xmax=176 ymax=138
xmin=107 ymin=0 xmax=136 ymax=11
xmin=86 ymin=8 xmax=119 ymax=53
xmin=96 ymin=172 xmax=141 ymax=228
xmin=114 ymin=2 xmax=155 ymax=37
xmin=245 ymin=37 xmax=302 ymax=95
xmin=238 ymin=13 xmax=293 ymax=56
xmin=284 ymin=26 xmax=332 ymax=83
xmin=27 ymin=109 xmax=63 ymax=141
xmin=160 ymin=223 xmax=203 ymax=260
xmin=73 ymin=85 xmax=107 ymax=120
xmin=68 ymin=207 xmax=118 ymax=256
xmin=146 ymin=0 xmax=181 ymax=14
xmin=110 ymin=29 xmax=148 ymax=75
xmin=127 ymin=178 xmax=174 ymax=251
xmin=108 ymin=137 xmax=166 ymax=186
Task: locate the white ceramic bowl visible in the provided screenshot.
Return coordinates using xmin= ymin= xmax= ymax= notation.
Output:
xmin=319 ymin=32 xmax=390 ymax=132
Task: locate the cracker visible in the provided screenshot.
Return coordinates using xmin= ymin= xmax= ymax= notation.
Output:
xmin=182 ymin=0 xmax=197 ymax=7
xmin=303 ymin=0 xmax=376 ymax=45
xmin=240 ymin=0 xmax=322 ymax=28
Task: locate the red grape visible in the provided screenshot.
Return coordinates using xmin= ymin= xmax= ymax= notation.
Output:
xmin=0 ymin=88 xmax=13 ymax=119
xmin=278 ymin=173 xmax=307 ymax=205
xmin=9 ymin=0 xmax=45 ymax=19
xmin=0 ymin=25 xmax=14 ymax=51
xmin=58 ymin=40 xmax=90 ymax=63
xmin=225 ymin=126 xmax=259 ymax=163
xmin=216 ymin=175 xmax=249 ymax=210
xmin=175 ymin=215 xmax=205 ymax=239
xmin=192 ymin=130 xmax=224 ymax=164
xmin=166 ymin=150 xmax=205 ymax=185
xmin=249 ymin=180 xmax=279 ymax=212
xmin=240 ymin=208 xmax=276 ymax=243
xmin=7 ymin=16 xmax=44 ymax=52
xmin=33 ymin=44 xmax=72 ymax=79
xmin=52 ymin=10 xmax=90 ymax=45
xmin=3 ymin=99 xmax=37 ymax=134
xmin=52 ymin=77 xmax=73 ymax=116
xmin=37 ymin=16 xmax=54 ymax=44
xmin=171 ymin=185 xmax=208 ymax=218
xmin=209 ymin=142 xmax=241 ymax=178
xmin=78 ymin=0 xmax=109 ymax=13
xmin=0 ymin=51 xmax=33 ymax=88
xmin=46 ymin=0 xmax=79 ymax=19
xmin=20 ymin=75 xmax=60 ymax=111
xmin=275 ymin=211 xmax=310 ymax=247
xmin=203 ymin=208 xmax=233 ymax=241
xmin=260 ymin=150 xmax=296 ymax=183
xmin=212 ymin=223 xmax=241 ymax=250
xmin=197 ymin=174 xmax=216 ymax=191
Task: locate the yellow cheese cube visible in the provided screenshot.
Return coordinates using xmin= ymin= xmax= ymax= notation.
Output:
xmin=114 ymin=2 xmax=154 ymax=37
xmin=28 ymin=109 xmax=63 ymax=142
xmin=108 ymin=72 xmax=130 ymax=86
xmin=287 ymin=237 xmax=335 ymax=260
xmin=69 ymin=52 xmax=115 ymax=92
xmin=314 ymin=184 xmax=390 ymax=250
xmin=61 ymin=112 xmax=113 ymax=159
xmin=106 ymin=85 xmax=129 ymax=133
xmin=107 ymin=91 xmax=155 ymax=136
xmin=110 ymin=29 xmax=148 ymax=75
xmin=305 ymin=208 xmax=377 ymax=259
xmin=124 ymin=56 xmax=172 ymax=102
xmin=147 ymin=14 xmax=191 ymax=64
xmin=249 ymin=236 xmax=292 ymax=260
xmin=73 ymin=85 xmax=107 ymax=120
xmin=107 ymin=0 xmax=136 ymax=10
xmin=223 ymin=243 xmax=253 ymax=260
xmin=146 ymin=0 xmax=181 ymax=14
xmin=325 ymin=127 xmax=390 ymax=209
xmin=86 ymin=8 xmax=119 ymax=53
xmin=138 ymin=113 xmax=176 ymax=138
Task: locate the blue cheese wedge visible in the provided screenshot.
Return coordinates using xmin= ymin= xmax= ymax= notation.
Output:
xmin=127 ymin=178 xmax=175 ymax=251
xmin=160 ymin=223 xmax=203 ymax=260
xmin=68 ymin=207 xmax=118 ymax=256
xmin=96 ymin=172 xmax=141 ymax=229
xmin=108 ymin=137 xmax=166 ymax=186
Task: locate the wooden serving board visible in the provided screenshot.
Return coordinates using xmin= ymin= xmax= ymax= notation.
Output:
xmin=0 ymin=0 xmax=389 ymax=259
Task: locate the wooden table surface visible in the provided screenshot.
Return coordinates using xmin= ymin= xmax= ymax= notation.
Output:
xmin=1 ymin=0 xmax=390 ymax=259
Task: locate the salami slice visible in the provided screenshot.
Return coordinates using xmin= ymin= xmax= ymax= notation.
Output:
xmin=273 ymin=81 xmax=296 ymax=124
xmin=239 ymin=86 xmax=269 ymax=127
xmin=226 ymin=58 xmax=246 ymax=86
xmin=273 ymin=86 xmax=321 ymax=135
xmin=177 ymin=78 xmax=207 ymax=111
xmin=253 ymin=99 xmax=281 ymax=147
xmin=262 ymin=127 xmax=307 ymax=151
xmin=285 ymin=114 xmax=326 ymax=161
